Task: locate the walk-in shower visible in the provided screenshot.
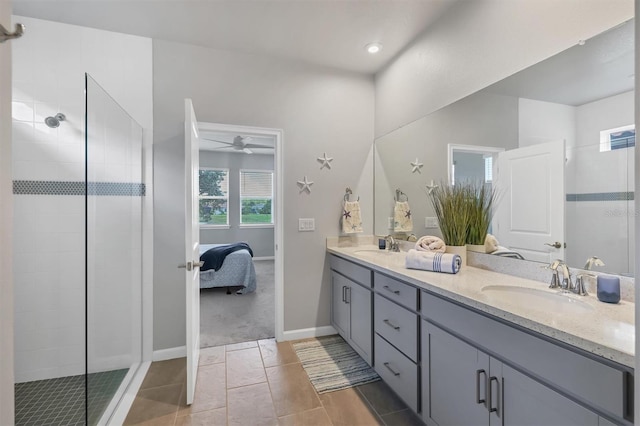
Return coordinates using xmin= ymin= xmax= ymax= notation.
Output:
xmin=12 ymin=73 xmax=144 ymax=425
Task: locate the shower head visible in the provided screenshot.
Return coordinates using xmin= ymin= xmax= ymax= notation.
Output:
xmin=44 ymin=113 xmax=66 ymax=128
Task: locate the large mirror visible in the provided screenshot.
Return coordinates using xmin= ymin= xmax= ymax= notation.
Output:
xmin=374 ymin=18 xmax=634 ymax=276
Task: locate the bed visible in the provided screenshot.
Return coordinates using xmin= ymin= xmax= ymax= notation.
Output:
xmin=199 ymin=243 xmax=257 ymax=294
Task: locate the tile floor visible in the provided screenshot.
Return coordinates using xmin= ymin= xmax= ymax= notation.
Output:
xmin=124 ymin=338 xmax=424 ymax=425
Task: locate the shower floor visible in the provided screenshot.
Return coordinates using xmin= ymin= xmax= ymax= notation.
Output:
xmin=15 ymin=368 xmax=129 ymax=426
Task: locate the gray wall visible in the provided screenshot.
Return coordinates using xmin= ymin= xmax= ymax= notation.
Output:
xmin=374 ymin=0 xmax=633 ymax=137
xmin=200 ymin=151 xmax=275 ymax=258
xmin=153 ymin=40 xmax=374 ymax=350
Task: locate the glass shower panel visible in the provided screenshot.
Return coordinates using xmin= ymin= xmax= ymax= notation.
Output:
xmin=85 ymin=74 xmax=143 ymax=425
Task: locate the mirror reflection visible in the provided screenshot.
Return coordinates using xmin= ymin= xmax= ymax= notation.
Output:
xmin=374 ymin=18 xmax=634 ymax=276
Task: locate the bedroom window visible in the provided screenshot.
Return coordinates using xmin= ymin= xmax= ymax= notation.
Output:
xmin=199 ymin=168 xmax=229 ymax=226
xmin=240 ymin=170 xmax=273 ymax=225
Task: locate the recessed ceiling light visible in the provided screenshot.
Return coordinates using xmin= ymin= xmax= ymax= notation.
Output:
xmin=366 ymin=43 xmax=382 ymax=54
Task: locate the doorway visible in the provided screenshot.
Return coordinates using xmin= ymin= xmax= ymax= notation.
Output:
xmin=195 ymin=122 xmax=283 ymax=348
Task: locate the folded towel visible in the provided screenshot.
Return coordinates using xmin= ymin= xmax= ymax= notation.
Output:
xmin=485 ymin=234 xmax=499 ymax=253
xmin=492 ymin=246 xmax=525 ymax=260
xmin=405 ymin=249 xmax=461 ymax=274
xmin=394 ymin=201 xmax=413 ymax=232
xmin=415 ymin=235 xmax=446 ymax=253
xmin=341 ymin=200 xmax=363 ymax=234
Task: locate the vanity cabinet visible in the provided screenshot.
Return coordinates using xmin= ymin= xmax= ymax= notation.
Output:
xmin=327 ymin=252 xmax=632 ymax=426
xmin=330 ymin=256 xmax=372 ymax=365
xmin=421 ymin=291 xmax=632 ymax=426
xmin=423 ymin=321 xmax=601 ymax=426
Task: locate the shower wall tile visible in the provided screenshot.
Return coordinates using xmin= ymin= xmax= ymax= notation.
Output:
xmin=12 ymin=15 xmax=151 ymax=383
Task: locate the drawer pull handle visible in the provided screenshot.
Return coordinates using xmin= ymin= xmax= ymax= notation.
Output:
xmin=476 ymin=369 xmax=486 ymax=407
xmin=488 ymin=376 xmax=499 ymax=414
xmin=383 ymin=319 xmax=400 ymax=330
xmin=383 ymin=285 xmax=400 ymax=295
xmin=383 ymin=362 xmax=400 ymax=376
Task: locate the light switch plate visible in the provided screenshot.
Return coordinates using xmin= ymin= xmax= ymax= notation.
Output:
xmin=298 ymin=218 xmax=315 ymax=232
xmin=425 ymin=217 xmax=439 ymax=228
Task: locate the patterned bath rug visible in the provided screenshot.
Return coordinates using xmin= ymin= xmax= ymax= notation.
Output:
xmin=292 ymin=335 xmax=380 ymax=394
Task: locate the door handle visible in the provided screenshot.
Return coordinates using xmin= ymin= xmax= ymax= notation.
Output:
xmin=487 ymin=376 xmax=499 ymax=414
xmin=476 ymin=369 xmax=487 ymax=407
xmin=178 ymin=260 xmax=204 ymax=271
xmin=544 ymin=241 xmax=563 ymax=249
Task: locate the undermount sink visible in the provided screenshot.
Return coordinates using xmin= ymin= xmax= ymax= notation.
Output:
xmin=481 ymin=285 xmax=594 ymax=313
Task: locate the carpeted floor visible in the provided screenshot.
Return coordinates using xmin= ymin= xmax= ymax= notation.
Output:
xmin=200 ymin=259 xmax=275 ymax=348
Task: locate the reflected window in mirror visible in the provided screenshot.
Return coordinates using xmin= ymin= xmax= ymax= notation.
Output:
xmin=600 ymin=124 xmax=635 ymax=152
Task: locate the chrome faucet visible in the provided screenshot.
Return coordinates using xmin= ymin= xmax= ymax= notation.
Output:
xmin=546 ymin=259 xmax=572 ymax=291
xmin=546 ymin=259 xmax=562 ymax=289
xmin=385 ymin=235 xmax=400 ymax=252
xmin=572 ymin=256 xmax=604 ymax=296
xmin=573 ymin=273 xmax=591 ymax=296
xmin=557 ymin=261 xmax=572 ymax=292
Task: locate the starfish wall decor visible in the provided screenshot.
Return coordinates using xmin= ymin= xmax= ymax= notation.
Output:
xmin=297 ymin=176 xmax=314 ymax=193
xmin=317 ymin=152 xmax=333 ymax=170
xmin=410 ymin=158 xmax=423 ymax=174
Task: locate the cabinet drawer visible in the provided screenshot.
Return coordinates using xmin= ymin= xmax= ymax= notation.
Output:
xmin=375 ymin=294 xmax=418 ymax=362
xmin=374 ymin=272 xmax=418 ymax=310
xmin=330 ymin=255 xmax=372 ymax=287
xmin=374 ymin=334 xmax=418 ymax=413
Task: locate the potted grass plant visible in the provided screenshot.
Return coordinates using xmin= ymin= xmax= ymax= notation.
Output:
xmin=465 ymin=181 xmax=499 ymax=253
xmin=428 ymin=182 xmax=471 ymax=264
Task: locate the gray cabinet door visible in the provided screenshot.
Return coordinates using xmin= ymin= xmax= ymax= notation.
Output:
xmin=425 ymin=323 xmax=490 ymax=426
xmin=500 ymin=363 xmax=599 ymax=426
xmin=348 ymin=280 xmax=372 ymax=365
xmin=331 ymin=272 xmax=350 ymax=339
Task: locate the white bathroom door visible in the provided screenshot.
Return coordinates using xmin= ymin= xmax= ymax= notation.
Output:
xmin=184 ymin=99 xmax=201 ymax=405
xmin=495 ymin=141 xmax=565 ymax=263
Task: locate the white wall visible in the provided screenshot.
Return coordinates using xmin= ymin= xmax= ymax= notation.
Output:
xmin=200 ymin=151 xmax=275 ymax=258
xmin=11 ymin=16 xmax=152 ymax=382
xmin=565 ymin=91 xmax=635 ymax=273
xmin=153 ymin=40 xmax=374 ymax=350
xmin=518 ymin=98 xmax=576 ymax=148
xmin=0 ymin=2 xmax=14 ymax=423
xmin=375 ymin=0 xmax=633 ymax=138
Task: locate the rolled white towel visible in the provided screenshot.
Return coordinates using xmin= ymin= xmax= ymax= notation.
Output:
xmin=415 ymin=235 xmax=446 ymax=253
xmin=484 ymin=234 xmax=499 ymax=253
xmin=405 ymin=249 xmax=461 ymax=274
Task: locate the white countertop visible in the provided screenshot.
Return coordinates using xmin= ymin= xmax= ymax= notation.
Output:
xmin=327 ymin=244 xmax=635 ymax=369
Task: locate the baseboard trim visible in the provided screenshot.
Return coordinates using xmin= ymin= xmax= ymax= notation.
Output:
xmin=253 ymin=256 xmax=275 ymax=261
xmin=152 ymin=346 xmax=186 ymax=361
xmin=280 ymin=325 xmax=337 ymax=342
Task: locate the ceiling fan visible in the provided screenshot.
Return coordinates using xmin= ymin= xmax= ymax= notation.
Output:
xmin=200 ymin=135 xmax=272 ymax=154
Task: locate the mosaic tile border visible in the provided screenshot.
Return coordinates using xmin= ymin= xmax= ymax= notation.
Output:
xmin=566 ymin=192 xmax=634 ymax=202
xmin=13 ymin=180 xmax=146 ymax=196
